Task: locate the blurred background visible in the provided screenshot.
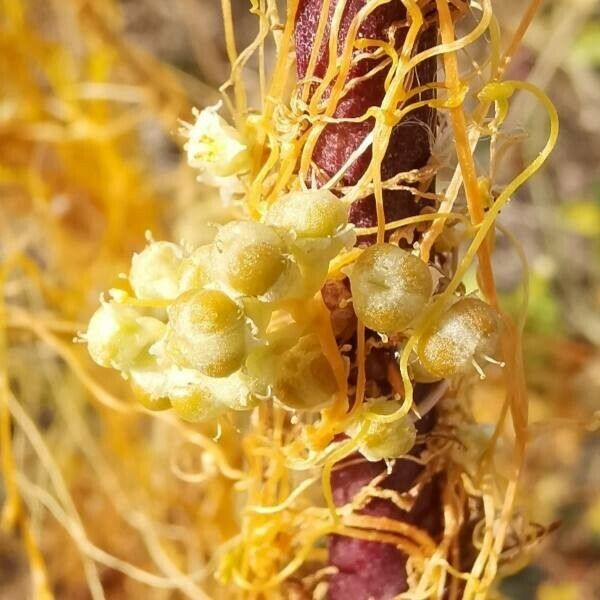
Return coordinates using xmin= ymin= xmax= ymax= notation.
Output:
xmin=0 ymin=0 xmax=598 ymax=598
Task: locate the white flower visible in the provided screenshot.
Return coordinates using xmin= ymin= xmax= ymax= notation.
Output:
xmin=182 ymin=104 xmax=249 ymax=179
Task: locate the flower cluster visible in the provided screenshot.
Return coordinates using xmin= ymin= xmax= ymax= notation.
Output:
xmin=84 ymin=190 xmax=355 ymax=422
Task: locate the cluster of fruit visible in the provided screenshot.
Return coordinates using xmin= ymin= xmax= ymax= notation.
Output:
xmin=344 ymin=246 xmax=500 ymax=459
xmin=349 ymin=244 xmax=501 ymax=381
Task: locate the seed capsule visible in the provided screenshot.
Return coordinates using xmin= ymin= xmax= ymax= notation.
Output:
xmin=86 ymin=302 xmax=165 ymax=370
xmin=265 ymin=190 xmax=356 ymax=283
xmin=417 ymin=297 xmax=501 ymax=378
xmin=130 ymin=241 xmax=184 ymax=300
xmin=264 ymin=189 xmax=348 ymax=239
xmin=272 ymin=334 xmax=337 ymax=411
xmin=166 ymin=289 xmax=246 ymax=377
xmin=213 ymin=221 xmax=287 ymax=297
xmin=347 ymin=399 xmax=417 ymax=462
xmin=349 ymin=243 xmax=433 ymax=333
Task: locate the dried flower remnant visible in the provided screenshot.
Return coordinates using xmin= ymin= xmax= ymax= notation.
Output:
xmin=85 ymin=302 xmax=166 ymax=371
xmin=272 ymin=334 xmax=340 ymax=411
xmin=130 ymin=241 xmax=185 ymax=300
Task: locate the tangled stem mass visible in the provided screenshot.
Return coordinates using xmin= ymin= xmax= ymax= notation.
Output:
xmin=0 ymin=0 xmax=559 ymax=598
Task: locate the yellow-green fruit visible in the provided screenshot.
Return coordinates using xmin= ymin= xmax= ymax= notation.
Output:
xmin=129 ymin=241 xmax=184 ymax=300
xmin=272 ymin=335 xmax=337 ymax=411
xmin=166 ymin=289 xmax=246 ymax=377
xmin=349 ymin=244 xmax=433 ymax=333
xmin=265 ymin=191 xmax=355 ymax=283
xmin=396 ymin=344 xmax=443 ymax=383
xmin=417 ymin=297 xmax=500 ymax=378
xmin=347 ymin=399 xmax=417 ymax=462
xmin=264 ymin=189 xmax=348 ymax=238
xmin=86 ymin=303 xmax=165 ymax=370
xmin=169 ymin=386 xmax=227 ymax=422
xmin=129 ymin=366 xmax=173 ymax=411
xmin=129 ymin=364 xmax=254 ymax=421
xmin=213 ymin=221 xmax=286 ymax=296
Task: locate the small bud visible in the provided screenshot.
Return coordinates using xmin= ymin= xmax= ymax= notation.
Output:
xmin=347 ymin=399 xmax=417 ymax=462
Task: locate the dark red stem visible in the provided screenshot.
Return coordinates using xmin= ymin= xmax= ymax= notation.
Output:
xmin=294 ymin=2 xmax=442 ymax=598
xmin=295 ymin=0 xmax=437 ymax=229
